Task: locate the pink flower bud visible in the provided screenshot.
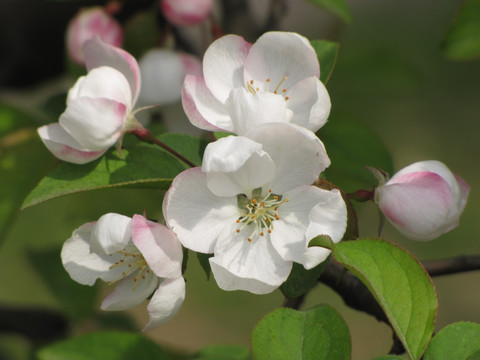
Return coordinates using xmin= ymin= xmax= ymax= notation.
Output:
xmin=375 ymin=160 xmax=470 ymax=240
xmin=66 ymin=6 xmax=123 ymax=66
xmin=161 ymin=0 xmax=213 ymax=26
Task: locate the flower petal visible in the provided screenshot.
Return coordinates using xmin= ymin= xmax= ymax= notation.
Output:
xmin=59 ymin=97 xmax=126 ymax=151
xmin=163 ymin=168 xmax=239 ymax=253
xmin=202 ymin=135 xmax=275 ymax=197
xmin=83 ymin=35 xmax=141 ymax=104
xmin=377 ymin=172 xmax=455 ymax=240
xmin=132 ymin=215 xmax=183 ymax=279
xmin=246 ymin=123 xmax=330 ymax=193
xmin=226 ymin=87 xmax=293 ymax=135
xmin=90 ymin=213 xmax=133 ymax=254
xmin=38 ymin=123 xmax=105 ymax=164
xmin=210 ymin=233 xmax=292 ymax=294
xmin=182 ymin=74 xmax=233 ymax=131
xmin=101 ymin=272 xmax=159 ymax=311
xmin=287 ymin=76 xmax=331 ymax=132
xmin=244 ymin=32 xmax=319 ymax=94
xmin=203 ymin=34 xmax=252 ymax=103
xmin=67 ymin=66 xmax=132 ymax=108
xmin=143 ymin=277 xmax=186 ymax=331
xmin=61 ymin=222 xmax=122 ymax=285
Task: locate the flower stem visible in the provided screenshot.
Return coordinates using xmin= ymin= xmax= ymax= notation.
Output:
xmin=347 ymin=189 xmax=375 ymax=202
xmin=132 ymin=128 xmax=196 ymax=168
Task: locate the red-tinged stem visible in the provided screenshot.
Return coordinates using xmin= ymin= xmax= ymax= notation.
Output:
xmin=347 ymin=189 xmax=375 ymax=202
xmin=132 ymin=127 xmax=196 ymax=168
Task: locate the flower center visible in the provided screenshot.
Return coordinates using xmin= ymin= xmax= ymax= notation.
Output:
xmin=236 ymin=189 xmax=289 ymax=242
xmin=109 ymin=244 xmax=152 ymax=290
xmin=246 ymin=77 xmax=290 ymax=101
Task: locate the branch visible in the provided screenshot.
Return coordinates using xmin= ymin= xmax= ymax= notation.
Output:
xmin=424 ymin=255 xmax=480 ymax=276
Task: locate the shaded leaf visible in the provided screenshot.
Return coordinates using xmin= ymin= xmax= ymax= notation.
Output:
xmin=22 ymin=133 xmax=206 ymax=209
xmin=192 ymin=345 xmax=251 ymax=360
xmin=37 ymin=331 xmax=168 ymax=360
xmin=310 ymin=40 xmax=339 ymax=84
xmin=442 ymin=0 xmax=480 ymax=61
xmin=197 ymin=252 xmax=213 ymax=280
xmin=319 ymin=115 xmax=393 ymax=193
xmin=312 ymin=237 xmax=438 ymax=360
xmin=305 ymin=0 xmax=352 ymax=23
xmin=280 ymin=257 xmax=330 ymax=299
xmin=252 ymin=305 xmax=351 ymax=360
xmin=124 ymin=10 xmax=160 ymax=59
xmin=424 ymin=322 xmax=480 ymax=360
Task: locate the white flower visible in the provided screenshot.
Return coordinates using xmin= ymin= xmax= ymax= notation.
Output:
xmin=138 ymin=49 xmax=202 ymax=106
xmin=61 ymin=213 xmax=185 ymax=330
xmin=161 ymin=0 xmax=214 ymax=27
xmin=182 ymin=31 xmax=331 ymax=135
xmin=163 ymin=123 xmax=347 ymax=294
xmin=38 ymin=36 xmax=141 ymax=164
xmin=374 ymin=160 xmax=470 ymax=240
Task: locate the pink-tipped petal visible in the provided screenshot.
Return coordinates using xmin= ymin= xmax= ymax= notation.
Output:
xmin=83 ymin=36 xmax=141 ymax=104
xmin=161 ymin=0 xmax=213 ymax=26
xmin=143 ymin=277 xmax=186 ymax=331
xmin=59 ymin=97 xmax=126 ymax=151
xmin=182 ymin=74 xmax=232 ymax=131
xmin=163 ymin=168 xmax=239 ymax=253
xmin=246 ymin=123 xmax=330 ymax=194
xmin=203 ymin=34 xmax=252 ymax=103
xmin=132 ymin=215 xmax=183 ymax=279
xmin=38 ymin=123 xmax=105 ymax=164
xmin=244 ymin=32 xmax=319 ymax=94
xmin=287 ymin=76 xmax=331 ymax=132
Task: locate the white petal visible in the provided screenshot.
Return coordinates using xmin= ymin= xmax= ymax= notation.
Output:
xmin=138 ymin=49 xmax=185 ymax=106
xmin=83 ymin=36 xmax=141 ymax=104
xmin=244 ymin=32 xmax=319 ymax=94
xmin=143 ymin=277 xmax=186 ymax=331
xmin=203 ymin=34 xmax=252 ymax=103
xmin=287 ymin=76 xmax=331 ymax=132
xmin=132 ymin=215 xmax=183 ymax=279
xmin=246 ymin=123 xmax=330 ymax=193
xmin=202 ymin=135 xmax=275 ymax=197
xmin=226 ymin=88 xmax=293 ymax=135
xmin=101 ymin=273 xmax=159 ymax=311
xmin=377 ymin=172 xmax=455 ymax=240
xmin=182 ymin=74 xmax=233 ymax=131
xmin=163 ymin=168 xmax=239 ymax=253
xmin=38 ymin=124 xmax=105 ymax=164
xmin=59 ymin=97 xmax=126 ymax=151
xmin=61 ymin=222 xmax=118 ymax=285
xmin=210 ymin=232 xmax=291 ymax=294
xmin=90 ymin=213 xmax=133 ymax=254
xmin=67 ymin=66 xmax=132 ymax=108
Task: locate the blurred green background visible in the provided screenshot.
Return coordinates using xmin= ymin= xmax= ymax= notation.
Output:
xmin=0 ymin=0 xmax=479 ymax=359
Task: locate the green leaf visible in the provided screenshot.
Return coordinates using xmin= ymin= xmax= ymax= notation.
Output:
xmin=371 ymin=356 xmax=406 ymax=360
xmin=123 ymin=9 xmax=159 ymax=59
xmin=192 ymin=345 xmax=251 ymax=360
xmin=310 ymin=40 xmax=339 ymax=84
xmin=213 ymin=131 xmax=233 ymax=139
xmin=424 ymin=322 xmax=480 ymax=360
xmin=305 ymin=0 xmax=352 ymax=23
xmin=28 ymin=247 xmax=97 ymax=321
xmin=321 ymin=238 xmax=438 ymax=360
xmin=319 ymin=115 xmax=393 ymax=193
xmin=280 ymin=257 xmax=329 ymax=299
xmin=252 ymin=305 xmax=351 ymax=360
xmin=37 ymin=331 xmax=168 ymax=360
xmin=22 ymin=133 xmax=206 ymax=209
xmin=0 ymin=102 xmax=56 ymax=243
xmin=197 ymin=252 xmax=213 ymax=280
xmin=442 ymin=0 xmax=480 ymax=61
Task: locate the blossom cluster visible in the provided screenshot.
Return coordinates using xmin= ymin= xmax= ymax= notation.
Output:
xmin=39 ymin=17 xmax=469 ymax=330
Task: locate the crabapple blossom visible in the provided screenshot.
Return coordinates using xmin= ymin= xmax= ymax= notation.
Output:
xmin=66 ymin=6 xmax=123 ymax=66
xmin=61 ymin=213 xmax=185 ymax=330
xmin=163 ymin=123 xmax=347 ymax=294
xmin=182 ymin=31 xmax=331 ymax=135
xmin=38 ymin=36 xmax=142 ymax=164
xmin=161 ymin=0 xmax=214 ymax=27
xmin=138 ymin=49 xmax=202 ymax=106
xmin=374 ymin=160 xmax=470 ymax=240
